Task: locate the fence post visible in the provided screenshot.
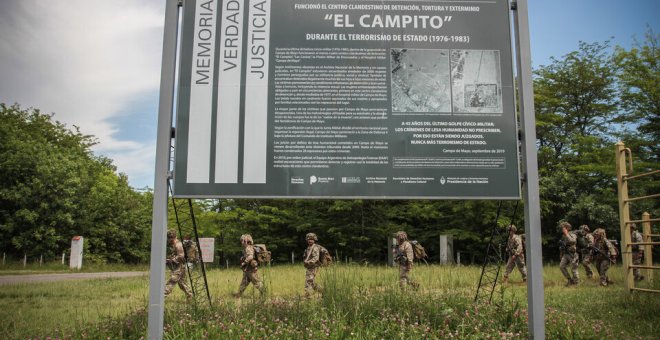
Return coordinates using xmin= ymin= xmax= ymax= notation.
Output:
xmin=615 ymin=141 xmax=633 ymax=290
xmin=62 ymin=252 xmax=66 ymax=265
xmin=291 ymin=251 xmax=295 ymax=264
xmin=225 ymin=259 xmax=229 ymax=269
xmin=2 ymin=252 xmax=5 ymax=265
xmin=457 ymin=252 xmax=461 ymax=266
xmin=23 ymin=254 xmax=27 ymax=267
xmin=40 ymin=255 xmax=43 ymax=266
xmin=642 ymin=212 xmax=653 ymax=282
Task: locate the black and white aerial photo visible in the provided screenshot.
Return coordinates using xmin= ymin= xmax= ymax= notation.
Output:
xmin=450 ymin=50 xmax=503 ymax=114
xmin=390 ymin=49 xmax=451 ymax=114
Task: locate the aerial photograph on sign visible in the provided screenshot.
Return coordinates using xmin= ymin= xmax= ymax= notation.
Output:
xmin=451 ymin=49 xmax=503 ymax=114
xmin=390 ymin=48 xmax=451 ymax=114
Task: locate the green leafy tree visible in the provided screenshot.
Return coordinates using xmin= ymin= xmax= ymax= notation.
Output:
xmin=0 ymin=104 xmax=152 ymax=263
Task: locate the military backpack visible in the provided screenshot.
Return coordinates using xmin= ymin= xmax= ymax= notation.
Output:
xmin=254 ymin=244 xmax=272 ymax=265
xmin=182 ymin=239 xmax=199 ymax=263
xmin=574 ymin=231 xmax=588 ymax=250
xmin=410 ymin=240 xmax=428 ymax=261
xmin=318 ymin=245 xmax=333 ymax=266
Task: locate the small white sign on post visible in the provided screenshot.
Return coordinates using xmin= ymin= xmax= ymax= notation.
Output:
xmin=198 ymin=238 xmax=215 ymax=263
xmin=70 ymin=236 xmax=84 ymax=269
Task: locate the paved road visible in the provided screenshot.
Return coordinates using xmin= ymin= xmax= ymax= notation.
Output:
xmin=0 ymin=271 xmax=148 ymax=285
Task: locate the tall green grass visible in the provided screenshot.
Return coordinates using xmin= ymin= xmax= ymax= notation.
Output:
xmin=1 ymin=264 xmax=658 ymax=339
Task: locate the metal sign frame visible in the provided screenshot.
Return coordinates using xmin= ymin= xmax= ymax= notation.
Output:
xmin=148 ymin=0 xmax=545 ymax=338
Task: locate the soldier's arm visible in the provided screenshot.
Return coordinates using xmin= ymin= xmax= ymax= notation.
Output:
xmin=514 ymin=237 xmax=523 ymax=256
xmin=405 ymin=243 xmax=414 ymax=265
xmin=244 ymin=246 xmax=255 ymax=263
xmin=605 ymin=241 xmax=617 ymax=260
xmin=174 ymin=242 xmax=185 ymax=263
xmin=309 ymin=245 xmax=320 ymax=264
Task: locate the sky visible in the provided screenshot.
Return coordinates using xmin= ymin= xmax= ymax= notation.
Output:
xmin=0 ymin=0 xmax=657 ymax=189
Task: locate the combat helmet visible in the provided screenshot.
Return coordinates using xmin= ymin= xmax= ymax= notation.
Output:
xmin=396 ymin=231 xmax=408 ymax=241
xmin=306 ymin=233 xmax=318 ymax=241
xmin=630 ymin=223 xmax=637 ymax=231
xmin=558 ymin=221 xmax=572 ymax=232
xmin=240 ymin=234 xmax=254 ymax=245
xmin=593 ymin=228 xmax=606 ymax=238
xmin=507 ymin=224 xmax=517 ymax=233
xmin=167 ymin=229 xmax=177 ymax=239
xmin=579 ymin=224 xmax=590 ymax=233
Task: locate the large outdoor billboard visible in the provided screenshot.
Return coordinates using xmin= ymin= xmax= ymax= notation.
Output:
xmin=173 ymin=0 xmax=520 ymax=199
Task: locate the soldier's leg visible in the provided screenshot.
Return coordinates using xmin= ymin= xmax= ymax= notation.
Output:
xmin=249 ymin=270 xmax=265 ymax=295
xmin=570 ymin=253 xmax=580 ymax=283
xmin=516 ymin=256 xmax=528 ymax=280
xmin=311 ymin=267 xmax=321 ymax=291
xmin=503 ymin=256 xmax=515 ymax=281
xmin=399 ymin=265 xmax=409 ymax=288
xmin=164 ymin=266 xmax=184 ymax=296
xmin=304 ymin=267 xmax=317 ymax=296
xmin=581 ymin=252 xmax=594 ymax=278
xmin=559 ymin=255 xmax=571 ymax=281
xmin=164 ymin=274 xmax=177 ymax=296
xmin=237 ymin=271 xmax=250 ymax=296
xmin=633 ymin=253 xmax=643 ymax=281
xmin=175 ymin=267 xmax=193 ymax=298
xmin=598 ymin=260 xmax=609 ymax=286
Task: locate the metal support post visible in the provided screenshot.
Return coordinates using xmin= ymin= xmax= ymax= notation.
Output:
xmin=512 ymin=0 xmax=545 ymax=338
xmin=148 ymin=0 xmax=180 ymax=339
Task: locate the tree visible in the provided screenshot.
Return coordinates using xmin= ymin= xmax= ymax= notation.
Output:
xmin=0 ymin=104 xmax=152 ymax=263
xmin=614 ymin=27 xmax=659 ymax=161
xmin=534 ymin=41 xmax=618 ymax=170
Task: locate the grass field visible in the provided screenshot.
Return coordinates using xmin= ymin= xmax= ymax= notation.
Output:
xmin=0 ymin=262 xmax=149 ymax=275
xmin=1 ymin=264 xmax=658 ymax=339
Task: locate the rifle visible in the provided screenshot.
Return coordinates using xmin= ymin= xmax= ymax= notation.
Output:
xmin=588 ymin=245 xmax=616 ymax=264
xmin=391 ymin=244 xmax=408 ymax=265
xmin=558 ymin=239 xmax=567 ymax=252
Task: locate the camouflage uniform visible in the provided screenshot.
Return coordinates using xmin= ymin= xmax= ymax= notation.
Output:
xmin=394 ymin=231 xmax=417 ymax=289
xmin=303 ymin=233 xmax=322 ymax=297
xmin=503 ymin=225 xmax=527 ymax=282
xmin=631 ymin=226 xmax=644 ymax=281
xmin=558 ymin=223 xmax=579 ymax=285
xmin=164 ymin=230 xmax=193 ymax=298
xmin=236 ymin=234 xmax=265 ymax=297
xmin=592 ymin=228 xmax=617 ymax=286
xmin=578 ymin=225 xmax=595 ymax=279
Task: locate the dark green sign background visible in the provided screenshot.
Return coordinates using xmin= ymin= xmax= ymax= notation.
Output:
xmin=174 ymin=0 xmax=520 ymax=199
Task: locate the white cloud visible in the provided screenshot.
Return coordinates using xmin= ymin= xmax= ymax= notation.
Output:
xmin=0 ymin=0 xmax=165 ymax=188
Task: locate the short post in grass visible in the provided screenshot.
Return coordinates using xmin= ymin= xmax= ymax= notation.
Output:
xmin=291 ymin=251 xmax=295 ymax=264
xmin=61 ymin=252 xmax=65 ymax=265
xmin=23 ymin=254 xmax=26 ymax=267
xmin=2 ymin=252 xmax=5 ymax=265
xmin=39 ymin=255 xmax=43 ymax=266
